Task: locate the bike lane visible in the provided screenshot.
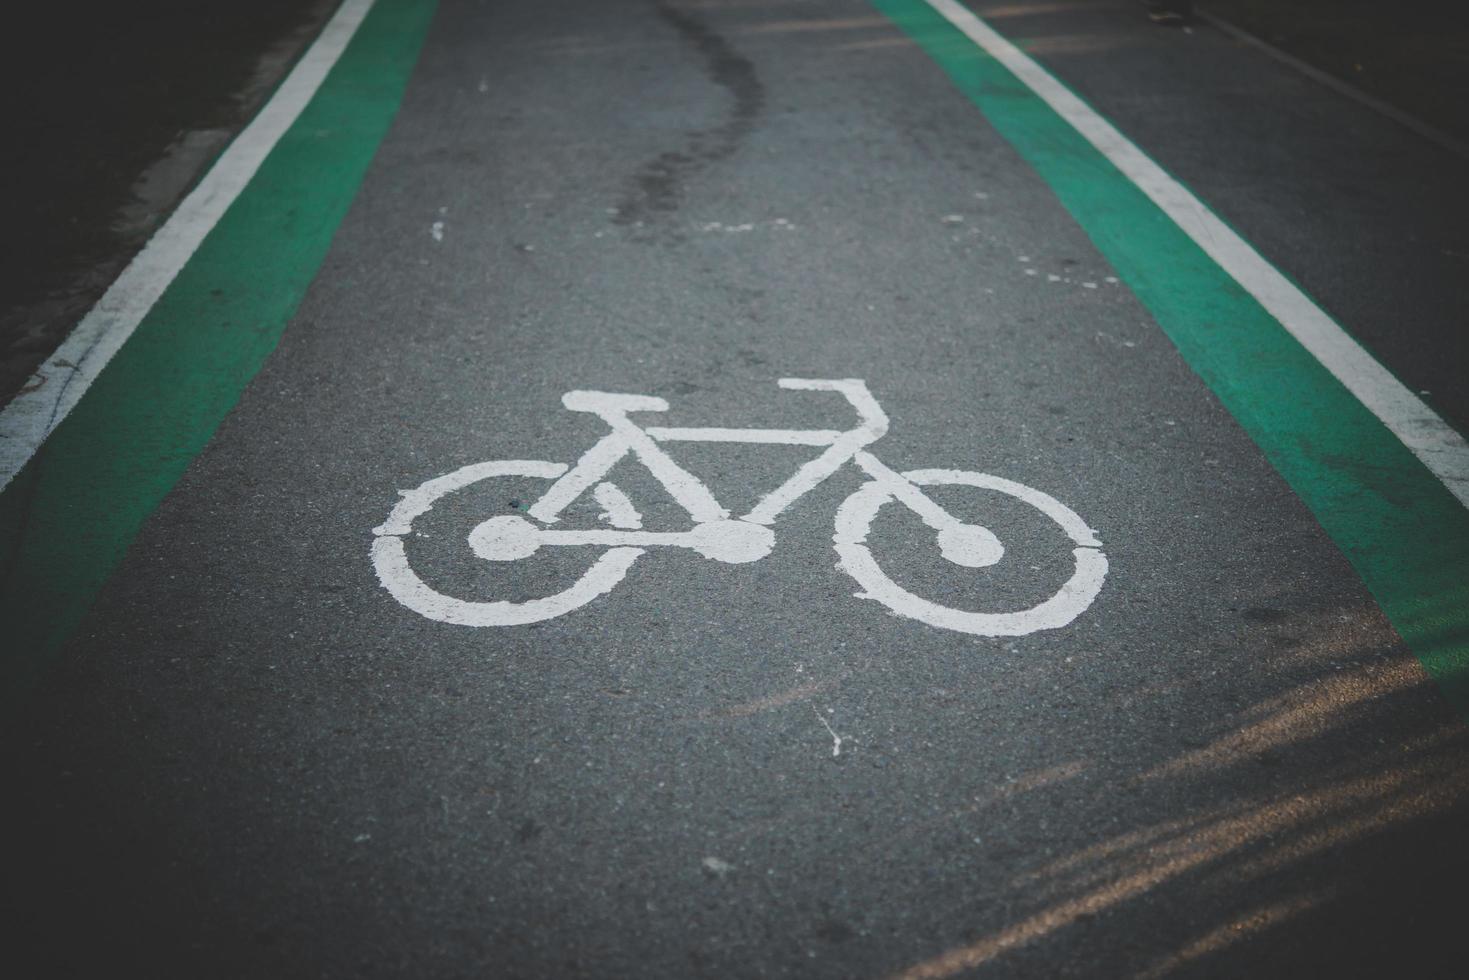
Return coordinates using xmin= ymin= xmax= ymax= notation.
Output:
xmin=6 ymin=0 xmax=1467 ymax=977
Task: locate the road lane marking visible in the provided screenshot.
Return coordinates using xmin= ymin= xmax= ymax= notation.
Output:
xmin=371 ymin=380 xmax=1106 ymax=634
xmin=644 ymin=426 xmax=843 ymax=445
xmin=872 ymin=0 xmax=1469 ymax=716
xmin=914 ymin=0 xmax=1469 ymax=510
xmin=0 ymin=0 xmax=437 ymax=704
xmin=0 ymin=0 xmax=379 ymax=494
xmin=594 ymin=482 xmax=643 ymax=529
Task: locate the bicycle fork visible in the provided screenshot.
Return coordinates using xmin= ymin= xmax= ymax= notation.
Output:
xmin=844 ymin=452 xmax=1006 ymax=569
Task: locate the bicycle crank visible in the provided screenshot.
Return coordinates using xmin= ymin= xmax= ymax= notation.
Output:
xmin=467 ymin=516 xmax=775 ymax=564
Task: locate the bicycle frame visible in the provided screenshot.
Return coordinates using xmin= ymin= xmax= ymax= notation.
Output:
xmin=371 ymin=376 xmax=1105 ymax=633
xmin=526 ymin=378 xmax=962 ymax=537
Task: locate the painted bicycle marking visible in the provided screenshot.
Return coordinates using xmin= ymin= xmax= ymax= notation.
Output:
xmin=371 ymin=379 xmax=1107 ymax=635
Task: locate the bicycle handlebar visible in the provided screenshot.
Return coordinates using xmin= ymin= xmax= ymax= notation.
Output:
xmin=777 ymin=378 xmax=889 ymax=436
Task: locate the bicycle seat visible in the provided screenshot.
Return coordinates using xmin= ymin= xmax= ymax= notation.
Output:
xmin=562 ymin=390 xmax=670 ymax=414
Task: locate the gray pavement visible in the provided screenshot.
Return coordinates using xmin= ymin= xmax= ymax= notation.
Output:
xmin=969 ymin=0 xmax=1469 ymax=437
xmin=8 ymin=1 xmax=1468 ymax=977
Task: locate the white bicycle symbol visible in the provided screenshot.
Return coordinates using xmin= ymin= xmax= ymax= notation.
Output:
xmin=372 ymin=379 xmax=1107 ymax=635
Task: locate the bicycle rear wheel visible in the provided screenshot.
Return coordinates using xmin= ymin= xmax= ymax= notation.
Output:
xmin=372 ymin=460 xmax=643 ymax=627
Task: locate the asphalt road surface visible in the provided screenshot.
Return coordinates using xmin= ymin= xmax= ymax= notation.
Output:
xmin=5 ymin=1 xmax=1468 ymax=977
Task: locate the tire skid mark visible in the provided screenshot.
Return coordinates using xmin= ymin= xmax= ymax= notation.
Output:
xmin=613 ymin=1 xmax=765 ymax=238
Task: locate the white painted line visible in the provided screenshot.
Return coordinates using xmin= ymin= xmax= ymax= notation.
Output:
xmin=374 ymin=535 xmax=643 ymax=627
xmin=470 ymin=516 xmax=775 ymax=564
xmin=594 ymin=481 xmax=643 ymax=529
xmin=373 ymin=380 xmax=1106 ymax=633
xmin=744 ymin=379 xmax=890 ymax=525
xmin=834 ymin=468 xmax=1107 ymax=636
xmin=646 ymin=426 xmax=842 ymax=445
xmin=0 ymin=0 xmax=378 ymax=493
xmin=920 ymin=0 xmax=1469 ymax=509
xmin=372 ymin=459 xmax=648 ymax=627
xmin=526 ymin=431 xmax=632 ymax=525
xmin=536 ymin=391 xmax=729 ymax=525
xmin=373 ymin=459 xmax=568 ymax=537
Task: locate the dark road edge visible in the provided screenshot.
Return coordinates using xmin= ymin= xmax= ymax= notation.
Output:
xmin=0 ymin=0 xmax=439 ymax=708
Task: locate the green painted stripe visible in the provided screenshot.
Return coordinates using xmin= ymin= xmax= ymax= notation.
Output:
xmin=0 ymin=0 xmax=437 ymax=704
xmin=871 ymin=0 xmax=1469 ymax=717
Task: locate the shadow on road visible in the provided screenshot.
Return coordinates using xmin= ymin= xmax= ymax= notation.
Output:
xmin=889 ymin=615 xmax=1468 ymax=978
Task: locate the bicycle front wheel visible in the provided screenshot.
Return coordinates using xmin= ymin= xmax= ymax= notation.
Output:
xmin=833 ymin=469 xmax=1107 ymax=636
